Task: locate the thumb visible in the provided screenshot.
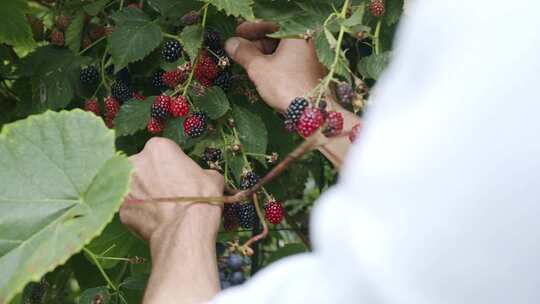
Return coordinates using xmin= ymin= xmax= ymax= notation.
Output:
xmin=225 ymin=37 xmax=266 ymax=71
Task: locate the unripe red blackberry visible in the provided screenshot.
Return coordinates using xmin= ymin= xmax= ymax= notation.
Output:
xmin=84 ymin=98 xmax=100 ymax=116
xmin=89 ymin=24 xmax=106 ymax=41
xmin=369 ymin=0 xmax=385 ymax=17
xmin=349 ymin=123 xmax=362 ymax=143
xmin=162 ymin=69 xmax=186 ymax=88
xmin=147 ymin=117 xmax=164 ymax=134
xmin=297 ymin=107 xmax=326 ymax=137
xmin=170 ymin=96 xmax=189 ymax=117
xmin=264 ymin=201 xmax=285 ymax=224
xmin=181 ymin=10 xmax=200 ymax=25
xmin=194 ymin=53 xmax=219 ymax=86
xmin=323 ymin=111 xmax=344 ymax=137
xmin=55 ymin=15 xmax=71 ymax=31
xmin=50 ymin=29 xmax=65 ymax=47
xmin=104 ymin=96 xmax=120 ymax=118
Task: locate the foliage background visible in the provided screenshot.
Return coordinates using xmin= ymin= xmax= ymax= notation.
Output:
xmin=0 ymin=0 xmax=402 ymax=303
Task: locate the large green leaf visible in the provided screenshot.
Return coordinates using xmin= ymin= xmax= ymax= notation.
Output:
xmin=180 ymin=25 xmax=203 ymax=61
xmin=201 ymin=0 xmax=255 ymax=21
xmin=314 ymin=31 xmax=348 ymax=78
xmin=109 ymin=8 xmax=163 ymax=72
xmin=0 ymin=110 xmax=132 ymax=303
xmin=147 ymin=0 xmax=201 ymax=24
xmin=231 ymin=104 xmax=267 ymax=155
xmin=193 ymin=87 xmax=230 ymax=119
xmin=114 ymin=97 xmax=153 ymax=137
xmin=0 ymin=0 xmax=33 ymax=47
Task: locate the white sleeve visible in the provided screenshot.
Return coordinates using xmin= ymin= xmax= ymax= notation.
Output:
xmin=213 ymin=0 xmax=540 ymax=303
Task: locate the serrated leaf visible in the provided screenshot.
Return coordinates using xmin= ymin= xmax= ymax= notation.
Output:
xmin=109 ymin=8 xmax=162 ymax=72
xmin=193 ymin=87 xmax=230 ymax=119
xmin=357 ymin=51 xmax=391 ymax=79
xmin=268 ymin=17 xmax=321 ymax=38
xmin=66 ymin=12 xmax=85 ymax=53
xmin=85 ymin=216 xmax=138 ymax=269
xmin=0 ymin=110 xmax=132 ymax=303
xmin=342 ymin=5 xmax=365 ymax=27
xmin=79 ymin=286 xmax=111 ymax=304
xmin=0 ymin=0 xmax=33 ymax=47
xmin=114 ymin=97 xmax=153 ymax=137
xmin=231 ymin=105 xmax=267 ymax=155
xmin=84 ymin=0 xmax=111 ymax=16
xmin=314 ymin=31 xmax=348 ymax=78
xmin=201 ymin=0 xmax=255 ymax=21
xmin=147 ymin=0 xmax=200 ymax=25
xmin=20 ymin=46 xmax=91 ymax=110
xmin=253 ymin=0 xmax=303 ymax=21
xmin=180 ymin=25 xmax=203 ymax=61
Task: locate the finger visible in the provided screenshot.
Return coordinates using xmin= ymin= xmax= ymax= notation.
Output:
xmin=225 ymin=37 xmax=267 ymax=71
xmin=236 ymin=21 xmax=279 ymax=40
xmin=252 ymin=38 xmax=279 ymax=54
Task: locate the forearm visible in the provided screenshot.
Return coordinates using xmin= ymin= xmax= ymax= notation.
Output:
xmin=144 ymin=206 xmax=221 ymax=304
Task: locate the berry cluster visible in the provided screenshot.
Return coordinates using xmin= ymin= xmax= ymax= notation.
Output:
xmin=284 ymin=98 xmax=345 ymax=138
xmin=47 ymin=13 xmax=107 ymax=50
xmin=146 ymin=94 xmax=194 ymax=134
xmin=218 ymin=251 xmax=249 ymax=290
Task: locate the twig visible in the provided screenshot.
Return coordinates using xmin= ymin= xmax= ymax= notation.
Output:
xmin=240 ymin=194 xmax=269 ymax=257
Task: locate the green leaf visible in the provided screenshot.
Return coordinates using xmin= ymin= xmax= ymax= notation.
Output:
xmin=253 ymin=0 xmax=302 ymax=22
xmin=342 ymin=5 xmax=365 ymax=27
xmin=193 ymin=87 xmax=230 ymax=119
xmin=357 ymin=51 xmax=391 ymax=79
xmin=114 ymin=97 xmax=153 ymax=137
xmin=384 ymin=0 xmax=404 ymax=26
xmin=0 ymin=110 xmax=132 ymax=304
xmin=268 ymin=17 xmax=320 ymax=38
xmin=79 ymin=286 xmax=111 ymax=304
xmin=20 ymin=46 xmax=92 ymax=110
xmin=83 ymin=0 xmax=111 ymax=16
xmin=121 ymin=275 xmax=149 ymax=291
xmin=147 ymin=0 xmax=201 ymax=24
xmin=0 ymin=0 xmax=33 ymax=47
xmin=267 ymin=243 xmax=307 ymax=264
xmin=314 ymin=31 xmax=348 ymax=78
xmin=231 ymin=105 xmax=267 ymax=155
xmin=66 ymin=12 xmax=85 ymax=53
xmin=201 ymin=0 xmax=255 ymax=21
xmin=84 ymin=216 xmax=138 ymax=269
xmin=109 ymin=8 xmax=163 ymax=72
xmin=179 ymin=25 xmax=203 ymax=61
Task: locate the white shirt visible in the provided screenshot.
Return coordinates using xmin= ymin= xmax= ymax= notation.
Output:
xmin=214 ymin=0 xmax=540 ymax=303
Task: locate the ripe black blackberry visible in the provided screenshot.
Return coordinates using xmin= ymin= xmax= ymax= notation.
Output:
xmin=151 ymin=95 xmax=172 ymax=120
xmin=204 ymin=29 xmax=221 ymax=51
xmin=111 ymin=80 xmax=133 ymax=103
xmin=80 ymin=66 xmax=99 ymax=85
xmin=152 ymin=69 xmax=167 ymax=91
xmin=236 ymin=202 xmax=257 ymax=229
xmin=183 ymin=111 xmax=208 ymax=138
xmin=240 ymin=171 xmax=259 ymax=190
xmin=161 ymin=40 xmax=183 ymax=62
xmin=285 ymin=97 xmax=309 ymax=125
xmin=214 ymin=70 xmax=232 ymax=92
xmin=202 ymin=147 xmax=222 ymax=163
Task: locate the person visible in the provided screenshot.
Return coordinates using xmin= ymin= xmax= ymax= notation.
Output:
xmin=119 ymin=0 xmax=540 ymax=303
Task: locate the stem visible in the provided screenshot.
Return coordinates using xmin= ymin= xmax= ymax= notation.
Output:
xmin=241 ymin=194 xmax=269 ymax=257
xmin=163 ymin=33 xmax=179 ymax=40
xmin=374 ymin=19 xmax=382 ymax=55
xmin=100 ymin=48 xmax=110 ymax=92
xmin=78 ymin=36 xmax=106 ymax=56
xmin=316 ymin=0 xmax=351 ymax=105
xmin=83 ymin=247 xmax=118 ymax=291
xmin=181 ymin=5 xmax=209 ymax=97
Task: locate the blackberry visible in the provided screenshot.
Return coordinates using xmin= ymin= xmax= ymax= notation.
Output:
xmin=337 ymin=82 xmax=354 ymax=104
xmin=285 ymin=97 xmax=309 ymax=126
xmin=161 ymin=40 xmax=183 ymax=62
xmin=115 ymin=67 xmax=131 ymax=83
xmin=151 ymin=95 xmax=172 ymax=120
xmin=264 ymin=201 xmax=285 ymax=224
xmin=80 ymin=66 xmax=99 ymax=85
xmin=214 ymin=70 xmax=232 ymax=92
xmin=111 ymin=80 xmax=133 ymax=103
xmin=230 ymin=271 xmax=245 ymax=285
xmin=369 ymin=0 xmax=385 ymax=17
xmin=152 ymin=69 xmax=167 ymax=91
xmin=204 ymin=29 xmax=221 ymax=51
xmin=202 ymin=147 xmax=222 ymax=163
xmin=237 ymin=202 xmax=257 ymax=229
xmin=240 ymin=171 xmax=259 ymax=190
xmin=183 ymin=111 xmax=208 ymax=138
xmin=297 ymin=107 xmax=326 ymax=137
xmin=227 ymin=254 xmax=243 ymax=271
xmin=323 ymin=111 xmax=344 ymax=137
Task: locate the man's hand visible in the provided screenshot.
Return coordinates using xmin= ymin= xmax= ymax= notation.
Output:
xmin=120 ymin=137 xmax=224 ymax=304
xmin=225 ymin=22 xmax=327 ymax=112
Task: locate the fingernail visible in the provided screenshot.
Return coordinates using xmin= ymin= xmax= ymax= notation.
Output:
xmin=225 ymin=37 xmax=240 ymax=56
